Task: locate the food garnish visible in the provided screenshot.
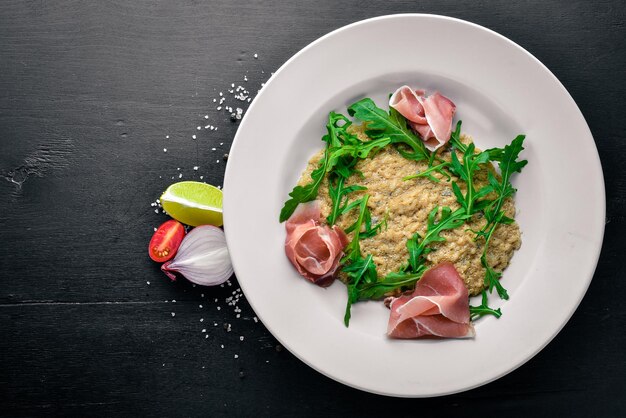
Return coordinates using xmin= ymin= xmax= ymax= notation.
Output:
xmin=148 ymin=219 xmax=186 ymax=262
xmin=161 ymin=181 xmax=223 ymax=227
xmin=161 ymin=225 xmax=233 ymax=286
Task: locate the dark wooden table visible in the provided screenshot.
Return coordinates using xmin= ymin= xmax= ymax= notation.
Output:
xmin=1 ymin=1 xmax=624 ymax=416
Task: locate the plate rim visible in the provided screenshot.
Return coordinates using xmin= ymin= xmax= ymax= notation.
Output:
xmin=223 ymin=13 xmax=606 ymax=397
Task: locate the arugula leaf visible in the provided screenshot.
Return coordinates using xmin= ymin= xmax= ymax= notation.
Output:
xmin=482 ymin=135 xmax=527 ymax=227
xmin=343 ymin=254 xmax=377 ymax=325
xmin=449 ymin=142 xmax=491 ymax=215
xmin=347 ymin=98 xmax=429 ymax=161
xmin=448 ymin=120 xmax=466 ymax=153
xmin=357 ymin=269 xmax=426 ymax=300
xmin=479 ymin=211 xmax=510 ymax=300
xmin=279 ymin=150 xmax=329 ymax=222
xmin=280 ymin=111 xmax=390 ymax=223
xmin=469 ymin=290 xmax=502 ymax=320
xmin=402 ymin=162 xmax=452 ymax=183
xmin=477 ymin=135 xmax=527 ymax=300
xmin=327 ymin=176 xmax=367 ymax=225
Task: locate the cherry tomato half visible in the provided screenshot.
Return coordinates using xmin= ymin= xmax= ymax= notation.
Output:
xmin=148 ymin=220 xmax=186 ymax=262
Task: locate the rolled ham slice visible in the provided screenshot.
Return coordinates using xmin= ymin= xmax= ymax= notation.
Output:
xmin=285 ymin=201 xmax=349 ymax=287
xmin=389 ymin=86 xmax=456 ymax=152
xmin=386 ymin=262 xmax=475 ymax=339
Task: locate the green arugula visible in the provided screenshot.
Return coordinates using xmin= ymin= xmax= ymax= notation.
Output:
xmin=475 ymin=135 xmax=527 ymax=300
xmin=469 ymin=289 xmax=503 ymax=320
xmin=482 ymin=135 xmax=527 ymax=228
xmin=279 ymin=149 xmax=329 ymax=222
xmin=280 ymin=111 xmax=390 ymax=223
xmin=347 ymin=98 xmax=430 ymax=161
xmin=449 ymin=142 xmax=492 ymax=215
xmin=448 ymin=120 xmax=466 ymax=153
xmin=326 ymin=176 xmax=367 ymax=225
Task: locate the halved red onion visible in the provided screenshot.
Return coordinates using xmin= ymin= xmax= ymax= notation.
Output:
xmin=161 ymin=225 xmax=233 ymax=286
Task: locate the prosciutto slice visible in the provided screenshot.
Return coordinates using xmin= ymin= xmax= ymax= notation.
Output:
xmin=386 ymin=262 xmax=475 ymax=339
xmin=389 ymin=85 xmax=456 ymax=152
xmin=285 ymin=201 xmax=349 ymax=287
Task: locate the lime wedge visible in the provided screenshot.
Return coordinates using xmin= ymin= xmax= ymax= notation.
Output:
xmin=160 ymin=181 xmax=223 ymax=227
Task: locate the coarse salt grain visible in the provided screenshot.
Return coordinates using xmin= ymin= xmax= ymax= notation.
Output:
xmin=254 ymin=53 xmax=258 ymax=58
xmin=192 ymin=134 xmax=196 ymax=139
xmin=146 ymin=281 xmax=150 ymax=285
xmin=163 ymin=148 xmax=167 ymax=152
xmin=200 ymin=318 xmax=204 ymax=322
xmin=199 ymin=304 xmax=203 ymax=308
xmin=171 ymin=312 xmax=175 ymax=317
xmin=239 ymin=336 xmax=244 ymax=341
xmin=166 ymin=135 xmax=169 ymax=139
xmin=193 ymin=166 xmax=199 ymax=170
xmin=202 ymin=329 xmax=206 ymax=333
xmin=234 ymin=354 xmax=238 ymax=359
xmin=197 ymin=126 xmax=201 ymax=130
xmin=178 ymin=173 xmax=182 ymax=178
xmin=204 ymin=115 xmax=209 ymax=119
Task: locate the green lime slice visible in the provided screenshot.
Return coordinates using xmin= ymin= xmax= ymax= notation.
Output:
xmin=160 ymin=181 xmax=223 ymax=227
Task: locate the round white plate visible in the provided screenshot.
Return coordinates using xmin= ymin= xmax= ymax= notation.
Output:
xmin=223 ymin=14 xmax=605 ymax=397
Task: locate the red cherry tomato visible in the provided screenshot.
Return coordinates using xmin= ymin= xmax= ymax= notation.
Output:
xmin=148 ymin=220 xmax=186 ymax=262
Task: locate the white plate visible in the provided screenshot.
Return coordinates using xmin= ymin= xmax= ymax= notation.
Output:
xmin=223 ymin=14 xmax=605 ymax=397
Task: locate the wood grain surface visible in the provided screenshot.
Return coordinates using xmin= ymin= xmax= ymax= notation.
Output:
xmin=1 ymin=0 xmax=625 ymax=416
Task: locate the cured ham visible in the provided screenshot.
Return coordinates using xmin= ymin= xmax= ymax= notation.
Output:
xmin=386 ymin=262 xmax=475 ymax=339
xmin=285 ymin=201 xmax=349 ymax=287
xmin=389 ymin=86 xmax=456 ymax=152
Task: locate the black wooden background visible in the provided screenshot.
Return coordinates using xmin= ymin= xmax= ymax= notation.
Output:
xmin=1 ymin=1 xmax=625 ymax=416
